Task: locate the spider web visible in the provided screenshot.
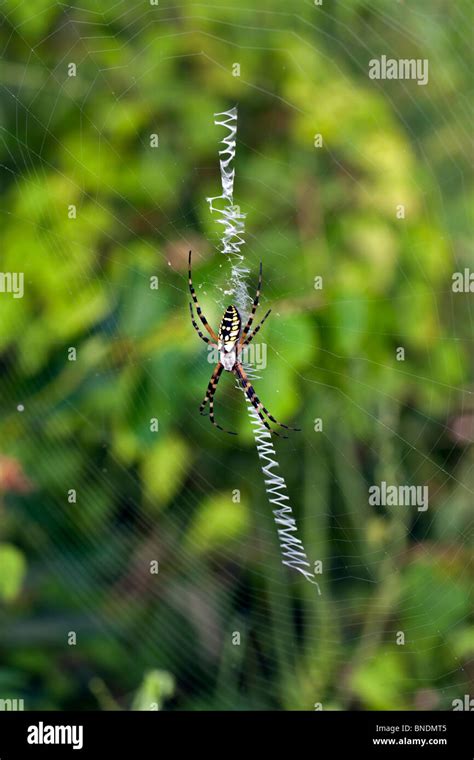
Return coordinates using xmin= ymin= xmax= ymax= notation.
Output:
xmin=206 ymin=104 xmax=321 ymax=590
xmin=0 ymin=0 xmax=472 ymax=711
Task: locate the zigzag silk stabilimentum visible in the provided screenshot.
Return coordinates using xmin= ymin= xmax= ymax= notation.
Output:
xmin=206 ymin=106 xmax=320 ymax=592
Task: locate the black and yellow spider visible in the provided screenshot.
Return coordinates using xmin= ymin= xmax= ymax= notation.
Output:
xmin=188 ymin=251 xmax=300 ymax=437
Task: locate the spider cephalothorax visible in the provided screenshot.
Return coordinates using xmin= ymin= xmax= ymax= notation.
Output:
xmin=188 ymin=251 xmax=300 ymax=437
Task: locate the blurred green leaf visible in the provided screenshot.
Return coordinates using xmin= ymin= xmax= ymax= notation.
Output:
xmin=185 ymin=492 xmax=249 ymax=554
xmin=141 ymin=436 xmax=190 ymax=508
xmin=352 ymin=649 xmax=411 ymax=710
xmin=132 ymin=670 xmax=175 ymax=711
xmin=0 ymin=544 xmax=26 ymax=603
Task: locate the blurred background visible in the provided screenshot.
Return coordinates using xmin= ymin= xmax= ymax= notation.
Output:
xmin=0 ymin=0 xmax=472 ymax=710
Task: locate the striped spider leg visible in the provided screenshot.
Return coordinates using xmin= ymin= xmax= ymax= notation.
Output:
xmin=233 ymin=362 xmax=301 ymax=437
xmin=189 ymin=251 xmax=235 ymax=434
xmin=199 ymin=362 xmax=237 ymax=435
xmin=188 ymin=251 xmax=219 ymax=343
xmin=239 ymin=308 xmax=272 ymax=348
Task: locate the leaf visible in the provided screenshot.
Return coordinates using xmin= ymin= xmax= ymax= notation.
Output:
xmin=0 ymin=544 xmax=27 ymax=603
xmin=141 ymin=436 xmax=190 ymax=508
xmin=185 ymin=493 xmax=249 ymax=555
xmin=132 ymin=670 xmax=175 ymax=711
xmin=449 ymin=627 xmax=474 ymax=660
xmin=351 ymin=649 xmax=411 ymax=710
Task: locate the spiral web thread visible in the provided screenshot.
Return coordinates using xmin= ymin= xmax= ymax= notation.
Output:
xmin=207 ymin=107 xmax=321 ymax=592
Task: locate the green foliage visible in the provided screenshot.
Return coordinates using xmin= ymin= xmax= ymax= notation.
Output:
xmin=0 ymin=0 xmax=471 ymax=711
xmin=185 ymin=493 xmax=249 ymax=555
xmin=131 ymin=670 xmax=175 ymax=711
xmin=141 ymin=437 xmax=191 ymax=509
xmin=0 ymin=544 xmax=26 ymax=603
xmin=352 ymin=649 xmax=412 ymax=711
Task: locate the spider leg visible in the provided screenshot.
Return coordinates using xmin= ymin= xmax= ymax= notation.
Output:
xmin=234 ymin=363 xmax=292 ymax=438
xmin=239 ymin=261 xmax=262 ymax=344
xmin=241 ymin=308 xmax=271 ymax=347
xmin=199 ymin=363 xmax=222 ymax=414
xmin=188 ymin=251 xmax=219 ymax=341
xmin=189 ymin=303 xmax=217 ymax=346
xmin=200 ymin=363 xmax=237 ymax=435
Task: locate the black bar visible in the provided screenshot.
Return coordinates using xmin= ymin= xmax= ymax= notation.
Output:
xmin=0 ymin=710 xmax=471 ymax=758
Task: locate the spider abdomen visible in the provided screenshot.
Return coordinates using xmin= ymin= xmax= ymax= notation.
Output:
xmin=218 ymin=305 xmax=241 ymax=350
